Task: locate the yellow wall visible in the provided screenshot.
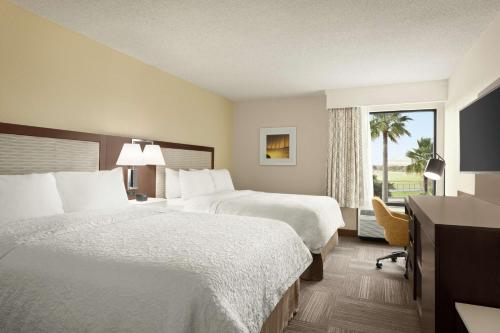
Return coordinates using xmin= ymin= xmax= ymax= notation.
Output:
xmin=0 ymin=0 xmax=233 ymax=168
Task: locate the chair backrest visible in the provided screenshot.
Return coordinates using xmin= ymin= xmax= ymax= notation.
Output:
xmin=372 ymin=197 xmax=393 ymax=228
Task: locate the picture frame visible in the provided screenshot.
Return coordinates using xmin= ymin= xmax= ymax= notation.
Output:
xmin=259 ymin=127 xmax=296 ymax=166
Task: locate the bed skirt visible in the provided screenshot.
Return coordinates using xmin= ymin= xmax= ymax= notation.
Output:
xmin=300 ymin=231 xmax=339 ymax=281
xmin=260 ymin=279 xmax=300 ymax=333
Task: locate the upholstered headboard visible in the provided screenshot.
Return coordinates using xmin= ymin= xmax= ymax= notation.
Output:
xmin=155 ymin=147 xmax=213 ymax=198
xmin=0 ymin=133 xmax=99 ymax=174
xmin=0 ymin=123 xmax=106 ymax=175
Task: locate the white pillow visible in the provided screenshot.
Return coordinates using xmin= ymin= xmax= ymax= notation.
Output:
xmin=210 ymin=169 xmax=235 ymax=192
xmin=54 ymin=168 xmax=128 ymax=213
xmin=165 ymin=168 xmax=181 ymax=199
xmin=0 ymin=173 xmax=64 ymax=223
xmin=179 ymin=169 xmax=216 ymax=199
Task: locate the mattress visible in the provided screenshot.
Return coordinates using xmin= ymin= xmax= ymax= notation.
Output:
xmin=0 ymin=206 xmax=312 ymax=333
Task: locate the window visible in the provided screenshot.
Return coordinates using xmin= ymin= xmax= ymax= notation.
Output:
xmin=370 ymin=110 xmax=436 ymax=205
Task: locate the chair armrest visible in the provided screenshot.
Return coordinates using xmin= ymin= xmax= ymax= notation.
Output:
xmin=386 ymin=216 xmax=409 ymax=227
xmin=392 ymin=212 xmax=410 ymax=220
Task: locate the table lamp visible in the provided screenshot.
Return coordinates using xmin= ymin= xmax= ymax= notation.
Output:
xmin=142 ymin=144 xmax=165 ymax=166
xmin=116 ymin=142 xmax=165 ymax=200
xmin=424 ymin=153 xmax=446 ymax=196
xmin=116 ymin=143 xmax=145 ymax=193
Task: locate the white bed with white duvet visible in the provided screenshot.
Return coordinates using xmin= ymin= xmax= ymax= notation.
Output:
xmin=165 ymin=168 xmax=345 ymax=281
xmin=166 ymin=169 xmax=345 ymax=253
xmin=184 ymin=190 xmax=344 ymax=253
xmin=0 ymin=169 xmax=312 ymax=333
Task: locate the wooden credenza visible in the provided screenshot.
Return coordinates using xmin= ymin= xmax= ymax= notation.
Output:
xmin=406 ymin=196 xmax=500 ymax=333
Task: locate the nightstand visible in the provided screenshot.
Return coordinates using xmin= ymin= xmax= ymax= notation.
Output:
xmin=128 ymin=198 xmax=167 ymax=207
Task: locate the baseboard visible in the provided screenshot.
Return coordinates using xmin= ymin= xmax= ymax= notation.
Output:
xmin=359 ymin=236 xmax=387 ymax=243
xmin=338 ymin=229 xmax=358 ymax=237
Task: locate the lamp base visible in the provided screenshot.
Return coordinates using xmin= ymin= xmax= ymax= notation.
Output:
xmin=126 ymin=167 xmax=140 ymax=197
xmin=135 ymin=193 xmax=148 ymax=201
xmin=127 ymin=167 xmax=139 ymax=189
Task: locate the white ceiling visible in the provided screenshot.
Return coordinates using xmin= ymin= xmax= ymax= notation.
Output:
xmin=12 ymin=0 xmax=500 ymax=101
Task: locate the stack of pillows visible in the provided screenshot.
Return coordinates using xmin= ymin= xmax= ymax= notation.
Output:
xmin=1 ymin=167 xmax=235 ymax=223
xmin=0 ymin=168 xmax=128 ymax=223
xmin=165 ymin=168 xmax=234 ymax=200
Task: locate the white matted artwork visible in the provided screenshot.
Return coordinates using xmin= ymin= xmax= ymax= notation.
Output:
xmin=259 ymin=127 xmax=296 ymax=166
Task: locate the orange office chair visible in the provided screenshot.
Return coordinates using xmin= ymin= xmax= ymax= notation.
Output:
xmin=372 ymin=197 xmax=409 ymax=270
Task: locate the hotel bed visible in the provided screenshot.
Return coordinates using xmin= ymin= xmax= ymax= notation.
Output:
xmin=0 ymin=124 xmax=313 ymax=333
xmin=0 ymin=205 xmax=311 ymax=333
xmin=162 ymin=168 xmax=345 ymax=281
xmin=171 ymin=190 xmax=344 ymax=280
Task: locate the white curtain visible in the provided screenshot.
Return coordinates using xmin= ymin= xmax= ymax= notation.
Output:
xmin=327 ymin=107 xmax=373 ymax=208
xmin=360 ymin=107 xmax=373 ymax=208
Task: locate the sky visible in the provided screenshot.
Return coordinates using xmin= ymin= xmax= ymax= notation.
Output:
xmin=371 ymin=111 xmax=434 ymax=166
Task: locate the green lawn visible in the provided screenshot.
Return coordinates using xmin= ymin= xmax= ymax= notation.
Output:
xmin=373 ymin=170 xmax=432 ymax=200
xmin=373 ymin=170 xmax=424 ymax=183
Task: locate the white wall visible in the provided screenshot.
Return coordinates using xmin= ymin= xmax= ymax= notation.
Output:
xmin=445 ymin=13 xmax=500 ymax=195
xmin=326 ymin=80 xmax=448 ymax=109
xmin=233 ymin=95 xmax=328 ymax=195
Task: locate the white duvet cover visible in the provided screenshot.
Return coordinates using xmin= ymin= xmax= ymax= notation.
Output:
xmin=183 ymin=190 xmax=345 ymax=253
xmin=0 ymin=206 xmax=311 ymax=333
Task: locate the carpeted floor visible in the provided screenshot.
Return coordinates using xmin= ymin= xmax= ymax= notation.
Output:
xmin=286 ymin=236 xmax=421 ymax=333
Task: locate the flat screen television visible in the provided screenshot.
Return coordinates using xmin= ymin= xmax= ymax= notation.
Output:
xmin=460 ymin=86 xmax=500 ymax=172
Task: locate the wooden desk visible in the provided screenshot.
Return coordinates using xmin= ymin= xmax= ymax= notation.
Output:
xmin=406 ymin=196 xmax=500 ymax=333
xmin=455 ymin=303 xmax=500 ymax=333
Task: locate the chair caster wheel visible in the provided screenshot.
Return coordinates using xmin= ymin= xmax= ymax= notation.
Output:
xmin=376 ymin=262 xmax=382 ymax=269
xmin=391 ymin=257 xmax=397 ymax=262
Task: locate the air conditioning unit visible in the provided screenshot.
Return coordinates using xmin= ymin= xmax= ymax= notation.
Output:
xmin=357 ymin=209 xmax=385 ymax=240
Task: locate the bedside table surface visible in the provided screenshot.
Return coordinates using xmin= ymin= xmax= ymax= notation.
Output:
xmin=128 ymin=198 xmax=167 ymax=205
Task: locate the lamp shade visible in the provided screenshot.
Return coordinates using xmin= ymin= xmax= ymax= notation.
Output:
xmin=424 ymin=158 xmax=445 ymax=181
xmin=143 ymin=144 xmax=165 ymax=166
xmin=116 ymin=143 xmax=145 ymax=166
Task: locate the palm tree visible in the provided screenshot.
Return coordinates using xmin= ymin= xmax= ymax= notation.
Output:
xmin=406 ymin=137 xmax=433 ymax=194
xmin=370 ymin=113 xmax=412 ymax=202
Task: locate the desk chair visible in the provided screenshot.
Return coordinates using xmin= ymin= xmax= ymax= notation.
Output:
xmin=372 ymin=197 xmax=409 ymax=270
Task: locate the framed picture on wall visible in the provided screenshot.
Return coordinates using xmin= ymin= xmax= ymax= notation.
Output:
xmin=259 ymin=127 xmax=296 ymax=166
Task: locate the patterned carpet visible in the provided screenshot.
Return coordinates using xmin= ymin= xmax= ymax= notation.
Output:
xmin=286 ymin=236 xmax=421 ymax=333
